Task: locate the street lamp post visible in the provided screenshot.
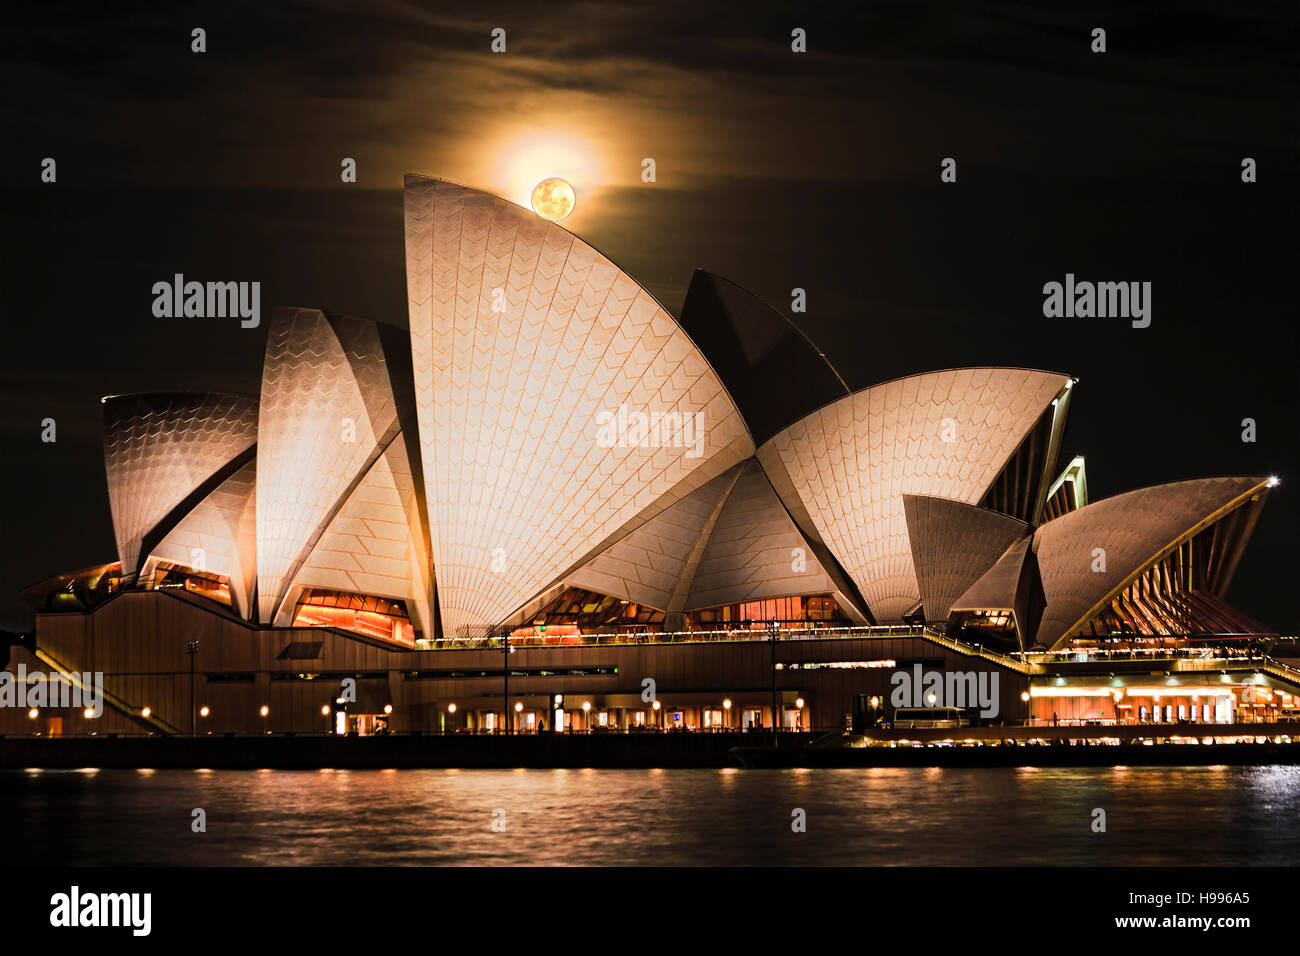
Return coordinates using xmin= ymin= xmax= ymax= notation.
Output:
xmin=770 ymin=619 xmax=779 ymax=749
xmin=187 ymin=640 xmax=199 ymax=737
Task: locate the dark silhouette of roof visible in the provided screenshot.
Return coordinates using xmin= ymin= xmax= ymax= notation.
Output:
xmin=678 ymin=270 xmax=849 ymax=445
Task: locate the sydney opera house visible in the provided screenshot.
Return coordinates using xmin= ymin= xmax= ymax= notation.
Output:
xmin=9 ymin=174 xmax=1297 ymax=738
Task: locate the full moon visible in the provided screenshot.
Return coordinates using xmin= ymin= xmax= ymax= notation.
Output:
xmin=531 ymin=177 xmax=576 ymax=221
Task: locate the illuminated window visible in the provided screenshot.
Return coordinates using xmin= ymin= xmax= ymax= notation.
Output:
xmin=153 ymin=562 xmax=231 ymax=607
xmin=686 ymin=595 xmax=849 ymax=631
xmin=28 ymin=562 xmax=125 ymax=613
xmin=292 ymin=588 xmax=415 ymax=647
xmin=514 ymin=587 xmax=665 ymax=637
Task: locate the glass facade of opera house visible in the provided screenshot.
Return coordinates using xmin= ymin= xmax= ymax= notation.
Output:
xmin=8 ymin=176 xmax=1296 ymax=739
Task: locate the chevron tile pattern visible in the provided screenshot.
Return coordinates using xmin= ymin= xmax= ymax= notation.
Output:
xmin=686 ymin=459 xmax=838 ymax=611
xmin=567 ymin=466 xmax=738 ymax=612
xmin=103 ymin=393 xmax=258 ymax=581
xmin=255 ymin=308 xmax=399 ymax=622
xmin=143 ymin=459 xmax=258 ymax=617
xmin=290 ymin=437 xmax=433 ymax=639
xmin=404 ymin=175 xmax=753 ymax=638
xmin=89 ymin=179 xmax=1278 ymax=654
xmin=757 ymin=368 xmax=1069 ymax=621
xmin=951 ymin=534 xmax=1035 ymax=614
xmin=567 ymin=457 xmax=852 ymax=615
xmin=1033 ymin=476 xmax=1268 ymax=649
xmin=903 ymin=493 xmax=1030 ymax=622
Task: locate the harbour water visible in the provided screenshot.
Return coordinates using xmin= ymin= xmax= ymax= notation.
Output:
xmin=4 ymin=765 xmax=1298 ymax=866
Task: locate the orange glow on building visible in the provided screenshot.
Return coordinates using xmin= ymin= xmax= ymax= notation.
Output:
xmin=293 ymin=590 xmax=415 ymax=647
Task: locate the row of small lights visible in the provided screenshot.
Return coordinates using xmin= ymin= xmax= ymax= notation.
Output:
xmin=867 ymin=693 xmax=1020 ymax=709
xmin=26 ymin=706 xmax=208 ymax=720
xmin=34 ymin=674 xmax=1280 ymax=725
xmin=321 ymin=703 xmax=393 ymax=716
xmin=30 ymin=704 xmax=395 ymax=719
xmin=40 ymin=679 xmax=1272 ymax=724
xmin=439 ymin=697 xmax=807 ymax=714
xmin=52 ymin=690 xmax=1249 ymax=720
xmin=40 ymin=698 xmax=810 ymax=720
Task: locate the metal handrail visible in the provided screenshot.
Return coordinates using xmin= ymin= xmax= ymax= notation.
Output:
xmin=416 ymin=623 xmax=930 ymax=651
xmin=917 ymin=627 xmax=1036 ymax=674
xmin=1021 ymin=647 xmax=1265 ymax=663
xmin=29 ymin=645 xmax=181 ymax=736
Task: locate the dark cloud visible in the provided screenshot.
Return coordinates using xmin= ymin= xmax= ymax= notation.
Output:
xmin=0 ymin=1 xmax=1295 ymax=632
xmin=7 ymin=2 xmax=1295 ymax=192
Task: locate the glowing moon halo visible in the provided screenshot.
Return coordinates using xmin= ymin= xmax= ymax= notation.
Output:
xmin=531 ymin=177 xmax=576 ymax=221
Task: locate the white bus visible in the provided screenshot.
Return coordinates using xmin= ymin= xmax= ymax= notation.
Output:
xmin=891 ymin=707 xmax=970 ymax=729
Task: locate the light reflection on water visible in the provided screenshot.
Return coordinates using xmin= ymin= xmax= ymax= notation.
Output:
xmin=3 ymin=766 xmax=1298 ymax=866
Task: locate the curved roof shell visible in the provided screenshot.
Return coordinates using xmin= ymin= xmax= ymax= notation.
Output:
xmin=903 ymin=493 xmax=1030 ymax=622
xmin=141 ymin=458 xmax=258 ymax=618
xmin=563 ymin=458 xmax=867 ymax=621
xmin=103 ymin=392 xmax=258 ymax=583
xmin=255 ymin=308 xmax=403 ymax=623
xmin=1032 ymin=476 xmax=1271 ymax=648
xmin=403 ymin=175 xmax=754 ymax=638
xmin=86 ymin=181 xmax=1276 ymax=647
xmin=757 ymin=368 xmax=1071 ymax=621
xmin=287 ymin=438 xmax=433 ymax=640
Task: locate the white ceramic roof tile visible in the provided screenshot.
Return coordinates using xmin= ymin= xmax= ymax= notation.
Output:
xmin=686 ymin=460 xmax=838 ymax=611
xmin=1033 ymin=476 xmax=1267 ymax=648
xmin=144 ymin=458 xmax=258 ymax=617
xmin=757 ymin=369 xmax=1068 ymax=621
xmin=103 ymin=393 xmax=257 ymax=581
xmin=290 ymin=440 xmax=433 ymax=639
xmin=255 ymin=309 xmax=399 ymax=622
xmin=404 ymin=175 xmax=754 ymax=638
xmin=567 ymin=467 xmax=738 ymax=611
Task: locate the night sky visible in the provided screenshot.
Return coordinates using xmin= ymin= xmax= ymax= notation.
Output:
xmin=2 ymin=1 xmax=1296 ymax=631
